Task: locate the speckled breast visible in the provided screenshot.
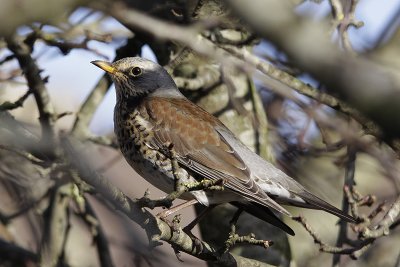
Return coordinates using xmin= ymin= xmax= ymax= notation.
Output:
xmin=114 ymin=103 xmax=179 ymax=194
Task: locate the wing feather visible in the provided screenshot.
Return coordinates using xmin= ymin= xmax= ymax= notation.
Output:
xmin=144 ymin=97 xmax=290 ymax=215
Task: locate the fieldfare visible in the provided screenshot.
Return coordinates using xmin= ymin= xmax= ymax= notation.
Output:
xmin=92 ymin=57 xmax=355 ymax=235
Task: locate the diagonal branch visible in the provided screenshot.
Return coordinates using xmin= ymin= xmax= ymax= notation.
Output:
xmin=94 ymin=2 xmax=389 ymax=152
xmin=61 ymin=136 xmax=274 ymax=267
xmin=6 ymin=35 xmax=56 ymax=155
xmin=220 ymin=45 xmax=378 ymax=136
xmin=0 ymin=89 xmax=31 ymax=111
xmin=71 ymin=73 xmax=113 ymax=138
xmin=228 ymin=0 xmax=400 ymax=140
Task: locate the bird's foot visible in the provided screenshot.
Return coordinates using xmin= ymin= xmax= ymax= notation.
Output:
xmin=170 ymin=214 xmax=182 ymax=233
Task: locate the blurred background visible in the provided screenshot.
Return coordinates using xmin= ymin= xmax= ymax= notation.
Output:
xmin=0 ymin=0 xmax=400 ymax=266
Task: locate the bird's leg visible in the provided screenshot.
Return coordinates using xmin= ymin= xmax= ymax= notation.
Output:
xmin=183 ymin=204 xmax=217 ymax=233
xmin=156 ymin=142 xmax=224 ymax=229
xmin=222 ymin=207 xmax=273 ymax=253
xmin=230 ymin=207 xmax=244 ymax=225
xmin=157 ymin=199 xmax=198 ymax=220
xmin=161 ymin=142 xmax=225 ymax=194
xmin=179 ymin=204 xmax=218 ymax=253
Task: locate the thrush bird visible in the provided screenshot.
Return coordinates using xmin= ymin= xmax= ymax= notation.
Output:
xmin=91 ymin=57 xmax=355 ymax=235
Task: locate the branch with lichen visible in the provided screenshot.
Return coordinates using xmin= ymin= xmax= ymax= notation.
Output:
xmin=172 ymin=66 xmax=221 ymax=91
xmin=223 ymin=209 xmax=273 ymax=253
xmin=61 ymin=136 xmax=274 ymax=267
xmin=40 ymin=184 xmax=72 ymax=267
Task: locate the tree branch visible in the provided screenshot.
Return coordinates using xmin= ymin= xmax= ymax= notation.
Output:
xmin=6 ymin=35 xmax=56 ymax=155
xmin=61 ymin=136 xmax=275 ymax=267
xmin=332 ymin=146 xmax=356 ymax=267
xmin=228 ymin=0 xmax=400 ymax=140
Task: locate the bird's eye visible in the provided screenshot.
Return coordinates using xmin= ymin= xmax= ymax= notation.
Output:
xmin=130 ymin=66 xmax=142 ymax=77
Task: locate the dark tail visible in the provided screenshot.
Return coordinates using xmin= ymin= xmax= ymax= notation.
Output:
xmin=232 ymin=201 xmax=295 ymax=236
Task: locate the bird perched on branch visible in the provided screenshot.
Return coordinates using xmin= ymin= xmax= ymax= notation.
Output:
xmin=92 ymin=57 xmax=355 ymax=236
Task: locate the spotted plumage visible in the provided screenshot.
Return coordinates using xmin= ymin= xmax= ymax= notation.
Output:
xmin=92 ymin=57 xmax=356 ymax=236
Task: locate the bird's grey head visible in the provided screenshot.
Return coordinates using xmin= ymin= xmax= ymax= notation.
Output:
xmin=91 ymin=57 xmax=181 ymax=101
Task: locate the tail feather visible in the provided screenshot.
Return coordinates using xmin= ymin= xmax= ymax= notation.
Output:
xmin=294 ymin=191 xmax=356 ymax=223
xmin=232 ymin=201 xmax=295 ymax=236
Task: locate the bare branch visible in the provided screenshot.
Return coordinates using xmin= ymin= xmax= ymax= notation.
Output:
xmin=6 ymin=35 xmax=56 ymax=155
xmin=61 ymin=136 xmax=274 ymax=267
xmin=72 ymin=73 xmax=113 ymax=138
xmin=228 ymin=0 xmax=400 ymax=140
xmin=293 ymin=215 xmax=373 ymax=257
xmin=94 ymin=2 xmax=391 ymax=152
xmin=0 ymin=89 xmax=31 ymax=111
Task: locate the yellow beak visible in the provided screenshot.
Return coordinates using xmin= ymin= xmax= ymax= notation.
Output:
xmin=91 ymin=60 xmax=117 ymax=74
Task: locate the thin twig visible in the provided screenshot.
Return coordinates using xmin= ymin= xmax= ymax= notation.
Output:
xmin=293 ymin=215 xmax=372 ymax=256
xmin=0 ymin=89 xmax=31 ymax=111
xmin=30 ymin=26 xmax=112 ymax=57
